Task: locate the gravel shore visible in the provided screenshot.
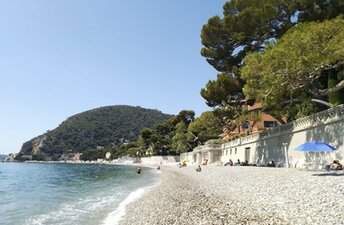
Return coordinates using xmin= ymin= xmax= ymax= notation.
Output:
xmin=119 ymin=165 xmax=344 ymax=225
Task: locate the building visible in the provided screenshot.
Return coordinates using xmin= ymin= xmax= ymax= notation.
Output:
xmin=221 ymin=101 xmax=287 ymax=139
xmin=181 ymin=104 xmax=344 ymax=169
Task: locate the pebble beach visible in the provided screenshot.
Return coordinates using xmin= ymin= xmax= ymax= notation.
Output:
xmin=120 ymin=165 xmax=344 ymax=225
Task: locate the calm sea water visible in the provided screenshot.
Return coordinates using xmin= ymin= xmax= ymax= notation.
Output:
xmin=0 ymin=163 xmax=160 ymax=225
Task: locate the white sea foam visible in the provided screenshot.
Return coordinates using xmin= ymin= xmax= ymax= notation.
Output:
xmin=103 ymin=183 xmax=158 ymax=225
xmin=25 ymin=192 xmax=123 ymax=225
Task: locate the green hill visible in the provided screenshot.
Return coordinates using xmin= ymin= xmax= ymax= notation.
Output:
xmin=19 ymin=105 xmax=172 ymax=159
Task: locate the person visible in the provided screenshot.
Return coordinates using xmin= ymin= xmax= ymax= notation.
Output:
xmin=195 ymin=165 xmax=201 ymax=172
xmin=267 ymin=160 xmax=276 ymax=167
xmin=179 ymin=161 xmax=187 ymax=168
xmin=202 ymin=159 xmax=208 ymax=165
xmin=224 ymin=159 xmax=233 ymax=166
xmin=136 ymin=167 xmax=141 ymax=174
xmin=229 ymin=159 xmax=233 ymax=166
xmin=235 ymin=159 xmax=241 ymax=166
xmin=157 ymin=165 xmax=160 ymax=170
xmin=329 ymin=160 xmax=343 ymax=170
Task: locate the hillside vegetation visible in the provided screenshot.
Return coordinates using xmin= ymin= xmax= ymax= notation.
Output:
xmin=19 ymin=105 xmax=172 ymax=159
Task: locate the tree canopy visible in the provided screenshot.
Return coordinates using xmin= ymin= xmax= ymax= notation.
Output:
xmin=201 ymin=0 xmax=344 ymax=76
xmin=188 ymin=111 xmax=223 ymax=137
xmin=241 ymin=17 xmax=344 ymax=109
xmin=200 ymin=0 xmax=344 ymax=122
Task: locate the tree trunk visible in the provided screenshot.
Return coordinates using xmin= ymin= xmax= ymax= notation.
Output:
xmin=328 ymin=69 xmax=344 ymax=105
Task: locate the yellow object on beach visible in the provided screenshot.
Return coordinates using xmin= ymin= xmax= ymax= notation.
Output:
xmin=182 ymin=159 xmax=190 ymax=162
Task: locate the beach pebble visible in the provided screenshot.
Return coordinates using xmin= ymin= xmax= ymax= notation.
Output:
xmin=120 ymin=166 xmax=344 ymax=225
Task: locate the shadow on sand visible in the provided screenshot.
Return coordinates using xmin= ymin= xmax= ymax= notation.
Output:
xmin=312 ymin=172 xmax=344 ymax=177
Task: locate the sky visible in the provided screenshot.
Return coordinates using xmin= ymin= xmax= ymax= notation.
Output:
xmin=0 ymin=0 xmax=227 ymax=155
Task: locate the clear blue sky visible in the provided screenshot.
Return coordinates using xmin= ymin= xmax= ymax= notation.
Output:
xmin=0 ymin=0 xmax=227 ymax=155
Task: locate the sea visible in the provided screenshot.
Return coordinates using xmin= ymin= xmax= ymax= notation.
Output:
xmin=0 ymin=162 xmax=160 ymax=225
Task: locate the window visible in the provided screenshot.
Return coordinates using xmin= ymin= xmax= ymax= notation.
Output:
xmin=230 ymin=149 xmax=232 ymax=155
xmin=235 ymin=148 xmax=237 ymax=154
xmin=264 ymin=121 xmax=278 ymax=128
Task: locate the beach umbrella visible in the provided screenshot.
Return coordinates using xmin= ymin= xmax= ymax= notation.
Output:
xmin=295 ymin=142 xmax=336 ymax=152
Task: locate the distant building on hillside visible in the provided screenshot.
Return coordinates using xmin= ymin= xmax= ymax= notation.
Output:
xmin=221 ymin=101 xmax=287 ymax=139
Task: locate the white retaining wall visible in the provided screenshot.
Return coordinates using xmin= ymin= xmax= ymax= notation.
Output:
xmin=140 ymin=155 xmax=180 ymax=164
xmin=181 ymin=104 xmax=344 ymax=168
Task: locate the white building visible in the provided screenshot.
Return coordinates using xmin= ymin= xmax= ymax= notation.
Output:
xmin=181 ymin=104 xmax=344 ymax=169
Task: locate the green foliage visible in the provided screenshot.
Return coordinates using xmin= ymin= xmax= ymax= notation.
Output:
xmin=188 ymin=111 xmax=223 ymax=137
xmin=22 ymin=105 xmax=171 ymax=159
xmin=201 ymin=0 xmax=344 ymax=76
xmin=200 ymin=73 xmax=242 ymax=107
xmin=171 ymin=122 xmax=189 ymax=154
xmin=285 ymin=102 xmax=317 ymax=121
xmin=298 ymin=0 xmax=344 ymax=22
xmin=201 ymin=0 xmax=298 ymax=74
xmin=177 ymin=110 xmax=195 ymax=126
xmin=80 ymin=149 xmax=105 ymax=161
xmin=328 ymin=69 xmax=344 ymax=105
xmin=205 ymin=139 xmax=225 ymax=145
xmin=200 ymin=0 xmax=344 ymax=123
xmin=241 ymin=17 xmax=344 ymax=111
xmin=136 ymin=110 xmax=198 ymax=155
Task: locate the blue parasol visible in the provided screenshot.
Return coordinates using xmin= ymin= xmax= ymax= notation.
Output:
xmin=295 ymin=142 xmax=336 ymax=152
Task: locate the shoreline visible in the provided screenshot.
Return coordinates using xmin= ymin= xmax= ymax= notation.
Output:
xmin=105 ymin=167 xmax=162 ymax=225
xmin=119 ymin=165 xmax=344 ymax=225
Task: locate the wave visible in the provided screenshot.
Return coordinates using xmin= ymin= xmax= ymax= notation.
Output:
xmin=103 ymin=182 xmax=159 ymax=225
xmin=24 ymin=192 xmax=123 ymax=225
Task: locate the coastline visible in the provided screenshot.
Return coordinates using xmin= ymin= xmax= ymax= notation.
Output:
xmin=119 ymin=165 xmax=344 ymax=225
xmin=104 ymin=167 xmax=161 ymax=225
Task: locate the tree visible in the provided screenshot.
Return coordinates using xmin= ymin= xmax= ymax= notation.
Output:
xmin=188 ymin=111 xmax=223 ymax=137
xmin=134 ymin=110 xmax=196 ymax=156
xmin=200 ymin=0 xmax=344 ymax=116
xmin=241 ymin=17 xmax=344 ymax=110
xmin=200 ymin=73 xmax=242 ymax=107
xmin=298 ymin=0 xmax=344 ymax=22
xmin=201 ymin=0 xmax=344 ymax=76
xmin=172 ymin=122 xmax=189 ymax=154
xmin=177 ymin=110 xmax=195 ymax=126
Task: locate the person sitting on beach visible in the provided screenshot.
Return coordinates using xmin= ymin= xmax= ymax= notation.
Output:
xmin=179 ymin=161 xmax=187 ymax=168
xmin=195 ymin=165 xmax=201 ymax=172
xmin=234 ymin=159 xmax=241 ymax=166
xmin=267 ymin=160 xmax=276 ymax=167
xmin=241 ymin=160 xmax=249 ymax=166
xmin=229 ymin=159 xmax=233 ymax=166
xmin=326 ymin=160 xmax=343 ymax=171
xmin=202 ymin=159 xmax=208 ymax=166
xmin=224 ymin=159 xmax=233 ymax=166
xmin=136 ymin=167 xmax=141 ymax=174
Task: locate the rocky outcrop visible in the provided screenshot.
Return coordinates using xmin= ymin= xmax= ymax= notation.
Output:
xmin=20 ymin=135 xmax=46 ymax=155
xmin=4 ymin=153 xmax=16 ymax=162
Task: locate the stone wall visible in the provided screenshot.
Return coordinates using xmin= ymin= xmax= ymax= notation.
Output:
xmin=181 ymin=104 xmax=344 ymax=168
xmin=140 ymin=155 xmax=180 ymax=164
